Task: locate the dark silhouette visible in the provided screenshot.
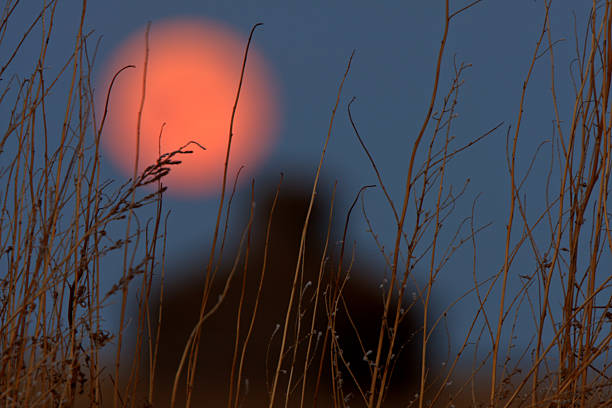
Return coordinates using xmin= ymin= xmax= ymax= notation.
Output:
xmin=143 ymin=177 xmax=426 ymax=407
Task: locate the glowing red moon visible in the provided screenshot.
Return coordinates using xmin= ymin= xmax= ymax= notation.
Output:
xmin=99 ymin=18 xmax=279 ymax=197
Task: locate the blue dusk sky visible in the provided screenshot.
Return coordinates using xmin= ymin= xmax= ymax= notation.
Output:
xmin=2 ymin=0 xmax=604 ymax=365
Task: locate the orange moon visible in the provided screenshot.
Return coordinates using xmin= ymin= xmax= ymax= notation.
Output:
xmin=99 ymin=18 xmax=279 ymax=197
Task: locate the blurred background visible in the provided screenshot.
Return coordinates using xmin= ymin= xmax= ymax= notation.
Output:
xmin=1 ymin=0 xmax=604 ymax=399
